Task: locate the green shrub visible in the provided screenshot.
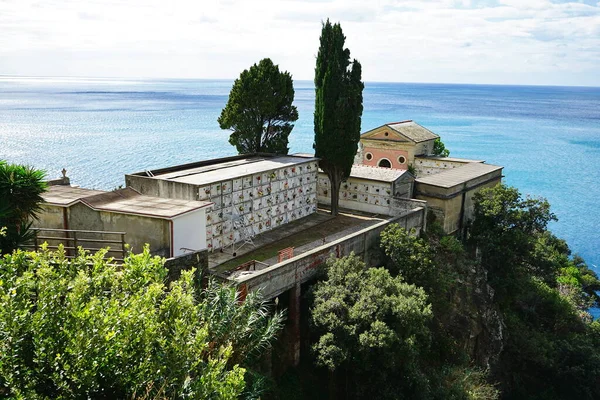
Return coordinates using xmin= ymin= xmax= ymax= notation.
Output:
xmin=0 ymin=245 xmax=283 ymax=399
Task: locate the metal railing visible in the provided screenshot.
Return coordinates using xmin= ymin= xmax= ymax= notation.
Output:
xmin=24 ymin=228 xmax=127 ymax=262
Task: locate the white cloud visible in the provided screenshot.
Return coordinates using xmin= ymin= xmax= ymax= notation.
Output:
xmin=0 ymin=0 xmax=598 ymax=85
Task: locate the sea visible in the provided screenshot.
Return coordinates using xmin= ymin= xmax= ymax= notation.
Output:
xmin=0 ymin=76 xmax=599 ymax=315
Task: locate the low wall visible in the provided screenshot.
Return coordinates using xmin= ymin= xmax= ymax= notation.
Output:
xmin=232 ymin=207 xmax=426 ymax=299
xmin=164 ymin=249 xmax=209 ymax=285
xmin=390 ymin=197 xmax=428 ymax=217
xmin=414 ymin=157 xmax=476 ymax=177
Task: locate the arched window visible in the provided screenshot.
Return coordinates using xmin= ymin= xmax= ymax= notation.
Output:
xmin=378 ymin=158 xmax=391 ymax=168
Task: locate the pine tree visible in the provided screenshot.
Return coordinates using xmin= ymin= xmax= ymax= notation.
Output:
xmin=314 ymin=20 xmax=364 ymax=216
xmin=219 ymin=58 xmax=298 ymax=155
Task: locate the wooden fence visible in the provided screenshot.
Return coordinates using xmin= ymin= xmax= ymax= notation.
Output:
xmin=24 ymin=228 xmax=127 ymax=262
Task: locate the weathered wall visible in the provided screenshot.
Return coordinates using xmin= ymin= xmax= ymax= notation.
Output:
xmin=390 ymin=198 xmax=428 ymax=218
xmin=393 ymin=179 xmax=413 ymax=198
xmin=164 ymin=249 xmax=209 ymax=284
xmin=414 ymin=157 xmax=477 ymax=177
xmin=201 ymin=161 xmax=318 ymax=252
xmin=415 ymin=173 xmax=502 ymax=234
xmin=125 ymin=175 xmax=199 ymax=201
xmin=414 ymin=140 xmax=435 ymax=156
xmin=128 ymin=161 xmax=319 ymax=253
xmin=318 ymin=173 xmax=416 ymax=216
xmin=32 ymin=205 xmax=69 ymax=248
xmin=35 ymin=205 xmax=65 ymax=230
xmin=67 ymin=203 xmax=171 ymax=257
xmin=318 ymin=174 xmax=397 ymax=216
xmin=233 ymin=207 xmax=426 ymax=299
xmin=362 ymin=140 xmax=413 ymax=167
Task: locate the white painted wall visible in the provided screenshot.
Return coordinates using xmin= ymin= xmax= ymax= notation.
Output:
xmin=172 ymin=208 xmax=207 ymax=257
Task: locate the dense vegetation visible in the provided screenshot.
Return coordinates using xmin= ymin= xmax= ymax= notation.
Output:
xmin=284 ymin=183 xmax=600 ymax=400
xmin=313 ymin=20 xmax=364 ymax=216
xmin=218 ymin=58 xmax=298 ymax=155
xmin=0 ymin=246 xmax=283 ymax=399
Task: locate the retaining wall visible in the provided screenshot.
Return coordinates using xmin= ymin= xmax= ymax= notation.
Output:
xmin=233 ymin=207 xmax=426 ymax=299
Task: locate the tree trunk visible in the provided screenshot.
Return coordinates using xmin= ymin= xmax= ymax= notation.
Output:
xmin=329 ymin=169 xmax=341 ymax=216
xmin=329 ymin=369 xmax=338 ymax=400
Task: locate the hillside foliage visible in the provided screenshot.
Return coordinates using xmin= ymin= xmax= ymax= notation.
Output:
xmin=300 ymin=183 xmax=600 ymax=400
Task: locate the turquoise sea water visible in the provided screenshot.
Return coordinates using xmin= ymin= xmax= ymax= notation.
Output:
xmin=0 ymin=77 xmax=598 ymax=295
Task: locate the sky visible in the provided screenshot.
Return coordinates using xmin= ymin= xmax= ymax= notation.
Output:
xmin=0 ymin=0 xmax=599 ymax=86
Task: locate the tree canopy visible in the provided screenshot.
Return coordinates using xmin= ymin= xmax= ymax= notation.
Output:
xmin=0 ymin=161 xmax=47 ymax=254
xmin=432 ymin=138 xmax=450 ymax=157
xmin=218 ymin=58 xmax=298 ymax=155
xmin=313 ymin=20 xmax=364 ymax=216
xmin=0 ymin=246 xmax=284 ymax=399
xmin=306 ymin=184 xmax=600 ymax=400
xmin=311 ymin=253 xmax=433 ymax=399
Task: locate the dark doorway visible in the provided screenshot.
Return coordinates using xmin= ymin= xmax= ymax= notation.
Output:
xmin=378 ymin=158 xmax=391 ymax=168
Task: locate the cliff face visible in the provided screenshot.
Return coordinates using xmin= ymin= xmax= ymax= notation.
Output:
xmin=441 ymin=261 xmax=505 ymax=370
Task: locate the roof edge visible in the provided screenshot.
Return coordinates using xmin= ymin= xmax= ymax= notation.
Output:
xmin=127 ymin=152 xmax=319 ymax=178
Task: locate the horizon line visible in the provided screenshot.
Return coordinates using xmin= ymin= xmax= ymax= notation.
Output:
xmin=1 ymin=74 xmax=598 ymax=89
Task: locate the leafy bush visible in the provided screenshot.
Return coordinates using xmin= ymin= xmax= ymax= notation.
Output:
xmin=0 ymin=161 xmax=47 ymax=254
xmin=0 ymin=246 xmax=283 ymax=399
xmin=380 ymin=225 xmax=436 ymax=290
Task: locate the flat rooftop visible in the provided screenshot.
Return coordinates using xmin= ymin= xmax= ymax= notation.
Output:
xmin=43 ymin=185 xmax=106 ymax=207
xmin=346 ymin=164 xmax=412 ymax=182
xmin=415 ymin=162 xmax=503 ymax=188
xmin=415 ymin=155 xmax=485 ymax=164
xmin=81 ymin=188 xmax=212 ymax=219
xmin=43 ymin=186 xmax=211 ymax=219
xmin=128 ymin=154 xmax=319 ymax=187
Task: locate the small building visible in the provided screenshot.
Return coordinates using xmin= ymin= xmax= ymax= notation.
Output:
xmin=36 ymin=185 xmax=211 ymax=257
xmin=414 ymin=162 xmax=503 ymax=234
xmin=358 ymin=120 xmax=439 ymax=169
xmin=126 ymin=154 xmax=319 ymax=252
xmin=317 ymin=165 xmax=415 ymax=215
xmin=354 ymin=120 xmax=505 ymax=234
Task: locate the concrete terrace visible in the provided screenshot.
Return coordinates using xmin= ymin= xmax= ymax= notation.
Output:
xmin=209 ymin=208 xmax=387 ymax=276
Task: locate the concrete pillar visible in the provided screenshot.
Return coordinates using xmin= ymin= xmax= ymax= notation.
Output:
xmin=288 ymin=282 xmax=301 ymax=367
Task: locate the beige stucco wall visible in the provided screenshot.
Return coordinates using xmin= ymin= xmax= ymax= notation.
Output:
xmin=414 ymin=140 xmax=435 ymax=156
xmin=67 ymin=203 xmax=171 ymax=257
xmin=32 ymin=204 xmax=70 ymax=249
xmin=415 ymin=173 xmax=502 ymax=234
xmin=35 ymin=205 xmax=65 ymax=230
xmin=125 ymin=175 xmax=199 ymax=201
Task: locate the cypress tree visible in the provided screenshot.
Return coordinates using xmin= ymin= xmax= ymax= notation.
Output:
xmin=314 ymin=20 xmax=364 ymax=216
